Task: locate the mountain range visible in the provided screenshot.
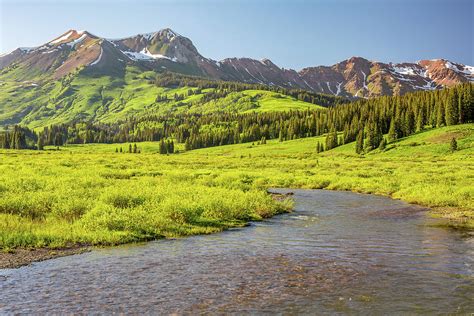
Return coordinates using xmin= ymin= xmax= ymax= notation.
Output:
xmin=1 ymin=28 xmax=473 ymax=99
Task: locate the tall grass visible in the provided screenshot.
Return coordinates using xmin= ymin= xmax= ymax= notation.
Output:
xmin=0 ymin=160 xmax=292 ymax=249
xmin=0 ymin=124 xmax=472 ymax=249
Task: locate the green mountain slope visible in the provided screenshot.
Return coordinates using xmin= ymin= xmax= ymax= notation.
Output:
xmin=0 ymin=66 xmax=328 ymax=129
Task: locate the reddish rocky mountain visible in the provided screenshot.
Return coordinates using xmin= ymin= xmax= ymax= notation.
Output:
xmin=299 ymin=57 xmax=473 ymax=98
xmin=1 ymin=28 xmax=472 ymax=98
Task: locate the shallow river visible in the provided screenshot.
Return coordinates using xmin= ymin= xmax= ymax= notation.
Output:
xmin=1 ymin=189 xmax=473 ymax=314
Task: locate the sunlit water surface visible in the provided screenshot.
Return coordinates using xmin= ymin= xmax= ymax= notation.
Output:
xmin=1 ymin=189 xmax=473 ymax=314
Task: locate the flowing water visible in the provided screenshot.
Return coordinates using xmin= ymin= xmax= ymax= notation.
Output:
xmin=1 ymin=189 xmax=473 ymax=314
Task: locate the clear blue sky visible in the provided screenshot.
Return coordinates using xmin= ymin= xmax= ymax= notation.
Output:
xmin=0 ymin=0 xmax=472 ymax=69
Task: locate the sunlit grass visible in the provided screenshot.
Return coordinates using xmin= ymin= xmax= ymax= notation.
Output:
xmin=0 ymin=124 xmax=472 ymax=249
xmin=0 ymin=67 xmax=322 ymax=128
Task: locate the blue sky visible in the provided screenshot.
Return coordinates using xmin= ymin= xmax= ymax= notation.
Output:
xmin=0 ymin=0 xmax=472 ymax=69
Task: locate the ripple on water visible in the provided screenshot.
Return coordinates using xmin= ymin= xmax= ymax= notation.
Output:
xmin=1 ymin=189 xmax=473 ymax=314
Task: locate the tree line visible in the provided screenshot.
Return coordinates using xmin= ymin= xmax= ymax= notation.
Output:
xmin=0 ymin=126 xmax=35 ymax=149
xmin=153 ymin=71 xmax=348 ymax=107
xmin=1 ymin=83 xmax=472 ymax=153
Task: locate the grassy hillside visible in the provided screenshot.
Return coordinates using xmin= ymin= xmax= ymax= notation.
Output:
xmin=1 ymin=124 xmax=472 ymax=251
xmin=0 ymin=66 xmax=325 ymax=129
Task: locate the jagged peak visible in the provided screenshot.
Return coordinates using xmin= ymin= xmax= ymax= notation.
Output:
xmin=221 ymin=57 xmax=244 ymax=62
xmin=260 ymin=58 xmax=277 ymax=67
xmin=50 ymin=30 xmax=76 ymax=43
xmin=158 ymin=28 xmax=180 ymax=38
xmin=132 ymin=28 xmax=181 ymax=42
xmin=221 ymin=57 xmax=274 ymax=65
xmin=49 ymin=29 xmax=96 ymax=46
xmin=345 ymin=56 xmax=370 ymax=64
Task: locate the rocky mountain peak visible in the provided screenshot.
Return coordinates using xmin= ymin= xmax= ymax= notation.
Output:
xmin=0 ymin=29 xmax=472 ymax=98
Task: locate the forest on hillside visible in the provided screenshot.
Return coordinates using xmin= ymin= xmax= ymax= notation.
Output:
xmin=1 ymin=82 xmax=472 ymax=154
xmin=152 ymin=72 xmax=347 ymax=107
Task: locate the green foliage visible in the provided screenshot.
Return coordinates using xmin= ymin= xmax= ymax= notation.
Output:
xmin=450 ymin=137 xmax=457 ymax=152
xmin=153 ymin=72 xmax=346 ymax=108
xmin=378 ymin=137 xmax=387 ymax=150
xmin=325 ymin=127 xmax=338 ymax=150
xmin=0 ymin=67 xmax=330 ymax=128
xmin=12 ymin=83 xmax=472 ymax=155
xmin=0 ymin=124 xmax=473 ymax=250
xmin=355 ymin=130 xmax=364 ymax=154
xmin=0 ymin=126 xmax=34 ymax=149
xmin=0 ymin=156 xmax=292 ymax=249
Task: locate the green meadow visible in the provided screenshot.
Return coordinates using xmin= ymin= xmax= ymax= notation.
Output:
xmin=0 ymin=123 xmax=473 ymax=250
xmin=0 ymin=66 xmax=323 ymax=129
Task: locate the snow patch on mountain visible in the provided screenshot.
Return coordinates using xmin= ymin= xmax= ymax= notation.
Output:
xmin=122 ymin=48 xmax=177 ymax=62
xmin=415 ymin=79 xmax=437 ymax=90
xmin=445 ymin=61 xmax=474 ymax=77
xmin=142 ymin=33 xmax=155 ymax=41
xmin=19 ymin=47 xmax=36 ymax=53
xmin=326 ymin=82 xmax=334 ymax=94
xmin=67 ymin=33 xmax=88 ymax=48
xmin=41 ymin=49 xmax=58 ymax=54
xmin=108 ymin=30 xmax=171 ymax=42
xmin=462 ymin=65 xmax=474 ymax=76
xmin=395 ymin=76 xmax=416 ymax=82
xmin=134 ymin=32 xmax=159 ymax=41
xmin=444 ymin=61 xmax=457 ymax=71
xmin=335 ymin=82 xmax=343 ymax=96
xmin=361 ymin=71 xmax=368 ymax=90
xmin=123 ymin=51 xmax=151 ymax=61
xmin=392 ymin=66 xmax=418 ymax=76
xmin=302 ymin=79 xmax=314 ymax=90
xmin=90 ymin=47 xmax=103 ymax=66
xmin=119 ymin=29 xmax=179 ymax=42
xmin=51 ymin=31 xmax=74 ymax=44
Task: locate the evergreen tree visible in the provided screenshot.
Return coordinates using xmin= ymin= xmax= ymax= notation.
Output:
xmin=436 ymin=100 xmax=445 ymax=127
xmin=406 ymin=110 xmax=415 ymax=135
xmin=5 ymin=83 xmax=471 ymax=152
xmin=184 ymin=139 xmax=191 ymax=151
xmin=388 ymin=119 xmax=397 ymax=143
xmin=325 ymin=127 xmax=338 ymax=150
xmin=445 ymin=89 xmax=459 ymax=126
xmin=355 ymin=130 xmax=364 ymax=154
xmin=415 ymin=109 xmax=424 ymax=132
xmin=37 ymin=137 xmax=44 ymax=150
xmin=365 ymin=120 xmax=383 ymax=151
xmin=159 ymin=139 xmax=167 ymax=154
xmin=167 ymin=140 xmax=175 ymax=154
xmin=450 ymin=137 xmax=458 ymax=152
xmin=378 ymin=137 xmax=387 ymax=151
xmin=1 ymin=133 xmax=10 ymax=149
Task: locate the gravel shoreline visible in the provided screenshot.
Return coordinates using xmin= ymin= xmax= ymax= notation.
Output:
xmin=0 ymin=247 xmax=90 ymax=269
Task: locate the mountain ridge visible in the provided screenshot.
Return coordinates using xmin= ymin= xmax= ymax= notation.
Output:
xmin=1 ymin=28 xmax=472 ymax=98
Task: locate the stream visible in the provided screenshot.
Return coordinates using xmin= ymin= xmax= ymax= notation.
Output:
xmin=1 ymin=189 xmax=473 ymax=314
